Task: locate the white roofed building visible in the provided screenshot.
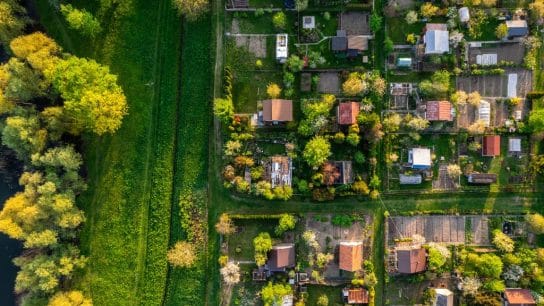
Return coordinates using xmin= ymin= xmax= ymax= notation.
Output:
xmin=424 ymin=24 xmax=449 ymax=55
xmin=276 ymin=34 xmax=288 ymax=63
xmin=458 ymin=7 xmax=470 ymax=23
xmin=478 ymin=100 xmax=491 ymax=127
xmin=408 ymin=148 xmax=432 ymax=170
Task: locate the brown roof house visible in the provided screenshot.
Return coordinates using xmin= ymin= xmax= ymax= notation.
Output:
xmin=482 ymin=135 xmax=501 ymax=157
xmin=339 ymin=241 xmax=363 ymax=272
xmin=426 ymin=101 xmax=452 ymax=121
xmin=504 ymin=289 xmax=536 ymax=306
xmin=266 ymin=243 xmax=295 ymax=272
xmin=396 ymin=247 xmax=427 ymax=274
xmin=322 ymin=161 xmax=354 ymax=185
xmin=267 ymin=156 xmax=292 ymax=188
xmin=342 ymin=288 xmax=369 ymax=305
xmin=337 ymin=102 xmax=360 ymax=125
xmin=262 ymin=99 xmax=293 ymax=124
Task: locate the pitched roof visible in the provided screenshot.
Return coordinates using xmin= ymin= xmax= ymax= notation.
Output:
xmin=426 ymin=101 xmax=452 ymax=121
xmin=267 ymin=243 xmax=295 ymax=270
xmin=482 ymin=135 xmax=501 ymax=157
xmin=348 ymin=36 xmax=368 ymax=51
xmin=339 ymin=241 xmax=363 ymax=272
xmin=262 ymin=99 xmax=293 ymax=122
xmin=332 ymin=36 xmax=348 ymax=51
xmin=397 ymin=248 xmax=427 ymax=274
xmin=424 ymin=25 xmax=449 ymax=54
xmin=506 ymin=20 xmax=528 ymax=37
xmin=347 ymin=288 xmax=369 ymax=304
xmin=409 ymin=148 xmax=432 ymax=168
xmin=338 ymin=102 xmax=360 ymax=125
xmin=504 ymin=289 xmax=536 ymax=305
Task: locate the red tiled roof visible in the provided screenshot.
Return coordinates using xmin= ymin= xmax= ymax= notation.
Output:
xmin=348 ymin=288 xmax=369 ymax=304
xmin=504 ymin=289 xmax=536 ymax=305
xmin=267 ymin=244 xmax=295 ymax=270
xmin=426 ymin=101 xmax=452 ymax=121
xmin=397 ymin=248 xmax=427 ymax=274
xmin=482 ymin=135 xmax=501 ymax=157
xmin=339 ymin=242 xmax=363 ymax=272
xmin=338 ymin=102 xmax=360 ymax=125
xmin=262 ymin=99 xmax=293 ymax=122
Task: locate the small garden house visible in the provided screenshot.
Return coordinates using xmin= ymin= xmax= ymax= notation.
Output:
xmin=408 ymin=148 xmax=432 ymax=170
xmin=423 ymin=24 xmax=449 ymax=55
xmin=302 ymin=16 xmax=315 ymax=29
xmin=266 ymin=243 xmax=295 ymax=272
xmin=399 ymin=174 xmax=422 ymax=185
xmin=339 ymin=241 xmax=363 ymax=272
xmin=267 ymin=156 xmax=292 ymax=188
xmin=458 ymin=7 xmax=470 ymax=23
xmin=342 ymin=288 xmax=369 ymax=305
xmin=337 ymin=102 xmax=360 ymax=125
xmin=509 ymin=138 xmax=522 ymax=153
xmin=506 ymin=20 xmax=528 ymax=38
xmin=478 ymin=100 xmax=491 ymax=127
xmin=332 ymin=30 xmax=348 ymax=52
xmin=467 ymin=173 xmax=498 ymax=184
xmin=396 ymin=247 xmax=427 ymax=274
xmin=425 ymin=101 xmax=453 ymax=121
xmin=482 ymin=135 xmax=501 ymax=157
xmin=503 ymin=288 xmax=536 ymax=306
xmin=276 ymin=34 xmax=288 ymax=63
xmin=396 ymin=57 xmax=412 ymax=69
xmin=434 ymin=288 xmax=454 ymax=306
xmin=262 ymin=99 xmax=293 ymax=124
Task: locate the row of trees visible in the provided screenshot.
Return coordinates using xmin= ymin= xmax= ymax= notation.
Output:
xmin=0 ymin=30 xmax=129 ymax=304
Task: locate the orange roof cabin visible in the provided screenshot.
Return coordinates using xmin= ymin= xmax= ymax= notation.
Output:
xmin=337 ymin=102 xmax=360 ymax=125
xmin=504 ymin=289 xmax=536 ymax=306
xmin=262 ymin=99 xmax=293 ymax=123
xmin=267 ymin=243 xmax=295 ymax=272
xmin=397 ymin=247 xmax=427 ymax=274
xmin=482 ymin=135 xmax=501 ymax=157
xmin=343 ymin=288 xmax=369 ymax=305
xmin=339 ymin=241 xmax=363 ymax=272
xmin=426 ymin=101 xmax=452 ymax=121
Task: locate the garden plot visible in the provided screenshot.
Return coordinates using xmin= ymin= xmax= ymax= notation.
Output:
xmin=385 ymin=277 xmax=456 ymax=305
xmin=456 ymin=69 xmax=533 ymax=98
xmin=234 ymin=36 xmax=268 ymax=58
xmin=318 ymin=72 xmax=341 ymax=93
xmin=432 ymin=164 xmax=459 ymax=191
xmin=340 ymin=12 xmax=371 ymax=36
xmin=456 ymin=99 xmax=519 ymax=129
xmin=468 ymin=42 xmax=526 ymax=66
xmin=387 ymin=215 xmax=491 ymax=246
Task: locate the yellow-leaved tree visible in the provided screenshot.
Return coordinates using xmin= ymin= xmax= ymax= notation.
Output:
xmin=172 ymin=0 xmax=209 ymax=21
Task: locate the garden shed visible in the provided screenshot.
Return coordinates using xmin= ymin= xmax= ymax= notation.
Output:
xmin=276 ymin=34 xmax=288 ymax=63
xmin=396 ymin=57 xmax=412 ymax=68
xmin=426 ymin=101 xmax=452 ymax=121
xmin=482 ymin=135 xmax=501 ymax=157
xmin=506 ymin=20 xmax=528 ymax=38
xmin=337 ymin=102 xmax=360 ymax=125
xmin=509 ymin=138 xmax=521 ymax=153
xmin=434 ymin=288 xmax=454 ymax=306
xmin=424 ymin=24 xmax=449 ymax=55
xmin=267 ymin=243 xmax=295 ymax=272
xmin=302 ymin=16 xmax=315 ymax=29
xmin=339 ymin=241 xmax=363 ymax=272
xmin=343 ymin=288 xmax=369 ymax=304
xmin=396 ymin=247 xmax=427 ymax=274
xmin=478 ymin=100 xmax=491 ymax=127
xmin=503 ymin=288 xmax=536 ymax=306
xmin=458 ymin=7 xmax=470 ymax=23
xmin=262 ymin=99 xmax=293 ymax=123
xmin=408 ymin=148 xmax=432 ymax=170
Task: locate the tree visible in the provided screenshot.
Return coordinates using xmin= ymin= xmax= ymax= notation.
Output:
xmin=451 ymin=90 xmax=468 ymax=105
xmin=492 ymin=229 xmax=514 ymax=253
xmin=295 ymin=0 xmax=309 ymax=11
xmin=495 ymin=23 xmax=508 ymax=39
xmin=167 ymin=241 xmax=196 ymax=268
xmin=460 ymin=277 xmax=481 ymax=296
xmin=427 ymin=247 xmax=447 ymax=271
xmin=419 ymin=70 xmax=450 ymax=98
xmin=275 ymin=214 xmax=296 ymax=236
xmin=60 ymin=5 xmax=102 ymax=37
xmin=2 ymin=114 xmax=48 ymax=159
xmin=172 ymin=0 xmax=209 ymax=21
xmin=352 ymin=180 xmax=370 ymax=195
xmin=254 ymin=232 xmax=272 ymax=266
xmin=342 ymin=73 xmax=366 ymax=96
xmin=272 ymin=12 xmax=287 ymax=30
xmin=0 ymin=0 xmax=29 ymax=45
xmin=46 ymin=56 xmax=128 ymax=135
xmin=261 ymin=282 xmax=292 ymax=306
xmin=370 ymin=13 xmax=382 ymax=33
xmin=406 ymin=116 xmax=430 ymax=131
xmin=447 ymin=164 xmax=461 ymax=178
xmin=482 ymin=0 xmax=497 ymax=7
xmin=2 ymin=58 xmax=48 ymax=102
xmin=303 ymin=136 xmax=331 ymax=168
xmin=10 ymin=32 xmax=61 ymax=72
xmin=483 ymin=279 xmax=505 ymax=293
xmin=24 ymin=230 xmax=58 ymax=248
xmin=220 ymin=262 xmax=241 ymax=285
xmin=468 ymin=120 xmax=487 ymax=134
xmin=420 ymin=3 xmax=439 ymax=18
xmin=530 ymin=0 xmax=544 ymax=19
xmin=31 ymin=145 xmax=83 ymax=172
xmin=267 ymin=83 xmax=282 ymax=98
xmin=467 ymin=91 xmax=481 ymax=106
xmin=48 ymin=290 xmax=92 ymax=306
xmin=215 ymin=213 xmax=235 ymax=235
xmin=406 ymin=33 xmax=417 ymax=44
xmin=527 ymin=213 xmax=544 ymax=234
xmin=317 ymin=294 xmax=329 ymax=306
xmin=213 ymin=98 xmax=233 ymax=124
xmin=529 ymin=109 xmax=544 ymax=132
xmin=286 ymin=55 xmax=305 ymax=72
xmin=405 ymin=10 xmax=418 ymax=24
xmin=384 ymin=37 xmax=394 ymax=54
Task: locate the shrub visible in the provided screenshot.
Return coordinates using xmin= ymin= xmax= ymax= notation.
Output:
xmin=272 ymin=12 xmax=287 ymax=30
xmin=331 ymin=215 xmax=353 ymax=227
xmin=167 ymin=241 xmax=196 ymax=268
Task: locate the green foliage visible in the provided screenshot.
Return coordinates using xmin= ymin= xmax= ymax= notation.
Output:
xmin=482 ymin=279 xmax=505 ymax=293
xmin=529 ymin=110 xmax=544 ymax=133
xmin=331 ymin=215 xmax=354 ymax=227
xmin=0 ymin=0 xmax=29 ymax=45
xmin=60 ymin=4 xmax=102 ymax=37
xmin=491 ymin=229 xmax=514 ymax=253
xmin=286 ymin=55 xmax=305 ymax=72
xmin=419 ymin=70 xmax=451 ymax=98
xmin=272 ymin=12 xmax=287 ymax=30
xmin=2 ymin=58 xmax=48 ymax=102
xmin=527 ymin=213 xmax=544 ymax=234
xmin=370 ymin=13 xmax=382 ymax=33
xmin=2 ymin=112 xmax=48 ymax=159
xmin=261 ymin=282 xmax=293 ymax=306
xmin=354 ymin=152 xmax=365 ymax=164
xmin=384 ymin=37 xmax=393 ymax=55
xmin=275 ymin=214 xmax=296 ymax=236
xmin=172 ymin=0 xmax=209 ymax=21
xmin=427 ymin=247 xmax=447 ymax=271
xmin=213 ymin=98 xmax=234 ymax=124
xmin=303 ymin=136 xmax=331 ymax=168
xmin=295 ymin=0 xmax=309 ymax=11
xmin=254 ymin=232 xmax=273 ymax=266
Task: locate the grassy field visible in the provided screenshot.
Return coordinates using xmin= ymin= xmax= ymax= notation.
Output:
xmin=34 ymin=0 xmax=182 ymax=305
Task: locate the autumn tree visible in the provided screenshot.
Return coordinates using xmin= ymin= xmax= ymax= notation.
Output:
xmin=482 ymin=0 xmax=497 ymax=7
xmin=10 ymin=32 xmax=61 ymax=72
xmin=48 ymin=290 xmax=92 ymax=306
xmin=492 ymin=229 xmax=514 ymax=253
xmin=0 ymin=0 xmax=29 ymax=45
xmin=447 ymin=164 xmax=461 ymax=178
xmin=172 ymin=0 xmax=209 ymax=21
xmin=495 ymin=23 xmax=508 ymax=39
xmin=527 ymin=213 xmax=544 ymax=234
xmin=261 ymin=282 xmax=293 ymax=306
xmin=254 ymin=232 xmax=273 ymax=266
xmin=529 ymin=0 xmax=544 ymax=19
xmin=46 ymin=56 xmax=128 ymax=135
xmin=405 ymin=10 xmax=418 ymax=24
xmin=220 ymin=261 xmax=241 ymax=285
xmin=451 ymin=90 xmax=468 ymax=105
xmin=215 ymin=213 xmax=236 ymax=235
xmin=342 ymin=73 xmax=366 ymax=96
xmin=167 ymin=241 xmax=196 ymax=268
xmin=303 ymin=136 xmax=331 ymax=168
xmin=2 ymin=58 xmax=49 ymax=102
xmin=420 ymin=3 xmax=439 ymax=18
xmin=60 ymin=5 xmax=102 ymax=37
xmin=275 ymin=214 xmax=296 ymax=236
xmin=467 ymin=91 xmax=481 ymax=106
xmin=267 ymin=83 xmax=282 ymax=98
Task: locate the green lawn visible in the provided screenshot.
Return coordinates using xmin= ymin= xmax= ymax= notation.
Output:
xmin=227 ymin=219 xmax=278 ymax=260
xmin=35 ymin=0 xmax=183 ymax=305
xmin=386 ymin=18 xmax=424 ymax=44
xmin=306 ymin=285 xmax=345 ymax=305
